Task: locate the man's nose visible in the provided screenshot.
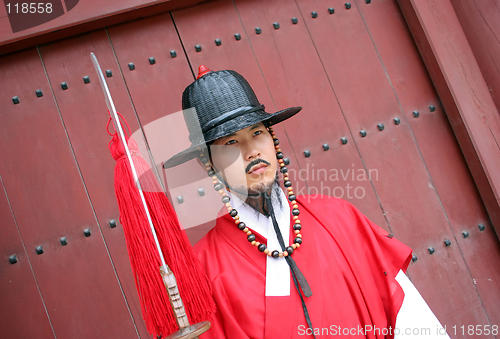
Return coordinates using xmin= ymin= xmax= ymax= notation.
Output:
xmin=243 ymin=145 xmax=260 ymax=161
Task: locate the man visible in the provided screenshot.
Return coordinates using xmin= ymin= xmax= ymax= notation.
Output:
xmin=164 ymin=66 xmax=449 ymax=338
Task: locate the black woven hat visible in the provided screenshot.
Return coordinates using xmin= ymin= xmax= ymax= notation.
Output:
xmin=163 ymin=65 xmax=302 ymax=168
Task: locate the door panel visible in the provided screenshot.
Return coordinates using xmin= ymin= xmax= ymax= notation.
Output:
xmin=37 ymin=29 xmax=159 ymax=338
xmin=0 ymin=180 xmax=55 ymax=338
xmin=291 ymin=0 xmax=497 ymax=329
xmin=353 ymin=0 xmax=500 ymax=324
xmin=0 ymin=48 xmax=139 ymax=339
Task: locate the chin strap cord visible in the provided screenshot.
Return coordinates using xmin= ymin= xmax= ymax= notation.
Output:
xmin=264 ymin=192 xmax=316 ymax=339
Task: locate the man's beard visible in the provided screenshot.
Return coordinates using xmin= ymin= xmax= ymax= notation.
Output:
xmin=219 ymin=167 xmax=283 ymax=216
xmin=243 ymin=173 xmax=284 ymax=217
xmin=248 ymin=170 xmax=279 ymax=194
xmin=230 ymin=170 xmax=279 ymax=197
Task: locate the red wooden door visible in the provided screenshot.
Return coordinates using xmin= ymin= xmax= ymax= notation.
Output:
xmin=1 ymin=0 xmax=499 ymax=338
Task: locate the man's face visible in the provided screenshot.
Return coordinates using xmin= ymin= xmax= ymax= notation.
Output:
xmin=210 ymin=122 xmax=278 ymax=195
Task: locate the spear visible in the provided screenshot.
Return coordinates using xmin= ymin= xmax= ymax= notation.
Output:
xmin=90 ymin=52 xmax=212 ymax=339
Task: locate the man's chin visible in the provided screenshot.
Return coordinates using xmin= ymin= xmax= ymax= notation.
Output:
xmin=246 ymin=171 xmax=276 ymax=188
xmin=229 ymin=180 xmax=273 ymax=196
xmin=248 ymin=179 xmax=276 ymax=194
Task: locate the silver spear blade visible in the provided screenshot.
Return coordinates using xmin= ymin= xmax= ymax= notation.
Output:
xmin=90 ymin=52 xmax=170 ymax=271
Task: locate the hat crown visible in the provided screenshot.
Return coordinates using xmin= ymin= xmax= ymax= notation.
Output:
xmin=182 ymin=69 xmax=262 ymax=143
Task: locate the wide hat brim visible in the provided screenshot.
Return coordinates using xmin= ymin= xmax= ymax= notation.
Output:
xmin=163 ymin=106 xmax=301 ymax=169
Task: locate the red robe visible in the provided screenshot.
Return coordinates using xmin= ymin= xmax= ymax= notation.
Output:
xmin=194 ymin=195 xmax=412 ymax=338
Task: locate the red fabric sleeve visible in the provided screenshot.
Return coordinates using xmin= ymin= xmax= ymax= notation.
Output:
xmin=298 ymin=195 xmax=413 ymax=338
xmin=343 ymin=199 xmax=413 ymax=335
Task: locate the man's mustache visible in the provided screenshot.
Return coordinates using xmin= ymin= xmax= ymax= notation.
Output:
xmin=245 ymin=159 xmax=271 ymax=174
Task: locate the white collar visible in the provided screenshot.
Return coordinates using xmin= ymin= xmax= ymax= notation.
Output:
xmin=227 ymin=187 xmax=291 ymax=296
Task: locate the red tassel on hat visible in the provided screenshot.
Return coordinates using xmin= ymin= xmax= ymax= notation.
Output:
xmin=106 ymin=111 xmax=215 ymax=337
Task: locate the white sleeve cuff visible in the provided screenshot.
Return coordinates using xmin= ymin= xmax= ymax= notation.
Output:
xmin=394 ymin=270 xmax=450 ymax=338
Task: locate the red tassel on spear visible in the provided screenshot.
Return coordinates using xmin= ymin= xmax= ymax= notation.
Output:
xmin=91 ymin=52 xmax=214 ymax=338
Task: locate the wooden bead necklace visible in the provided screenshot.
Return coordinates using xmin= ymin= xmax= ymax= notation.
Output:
xmin=199 ymin=126 xmax=303 ymax=259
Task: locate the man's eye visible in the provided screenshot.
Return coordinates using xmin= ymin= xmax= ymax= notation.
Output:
xmin=225 ymin=139 xmax=237 ymax=145
xmin=254 ymin=130 xmax=263 ymax=136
